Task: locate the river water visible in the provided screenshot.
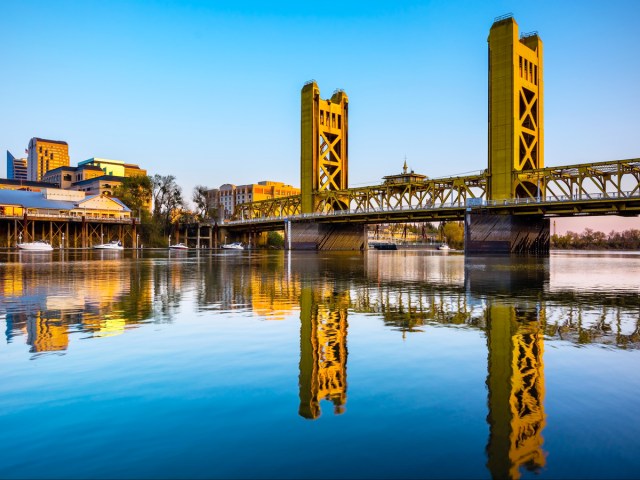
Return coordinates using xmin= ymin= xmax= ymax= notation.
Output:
xmin=0 ymin=249 xmax=639 ymax=479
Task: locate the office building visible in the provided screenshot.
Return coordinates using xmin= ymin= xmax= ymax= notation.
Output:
xmin=27 ymin=138 xmax=70 ymax=181
xmin=78 ymin=158 xmax=147 ymax=178
xmin=6 ymin=151 xmax=28 ymax=180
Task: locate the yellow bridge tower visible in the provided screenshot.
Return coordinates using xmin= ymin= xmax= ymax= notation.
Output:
xmin=488 ymin=14 xmax=544 ymax=200
xmin=301 ymin=81 xmax=349 ymax=214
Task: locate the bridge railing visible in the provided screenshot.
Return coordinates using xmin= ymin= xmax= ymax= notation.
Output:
xmin=226 ymin=188 xmax=640 ymax=226
xmin=230 ymin=158 xmax=640 ymax=223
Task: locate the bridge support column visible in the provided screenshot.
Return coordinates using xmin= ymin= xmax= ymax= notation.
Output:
xmin=465 ymin=213 xmax=549 ymax=255
xmin=286 ymin=221 xmax=366 ymax=251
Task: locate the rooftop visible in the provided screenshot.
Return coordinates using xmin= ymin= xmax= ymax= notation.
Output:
xmin=31 ymin=137 xmax=68 ymax=146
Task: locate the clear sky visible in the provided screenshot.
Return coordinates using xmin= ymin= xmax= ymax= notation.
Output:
xmin=2 ymin=0 xmax=639 ymax=232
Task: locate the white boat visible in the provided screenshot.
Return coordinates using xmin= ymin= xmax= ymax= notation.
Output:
xmin=94 ymin=240 xmax=124 ymax=250
xmin=17 ymin=240 xmax=53 ymax=252
xmin=169 ymin=243 xmax=188 ymax=250
xmin=221 ymin=242 xmax=244 ymax=250
xmin=437 ymin=243 xmax=450 ymax=251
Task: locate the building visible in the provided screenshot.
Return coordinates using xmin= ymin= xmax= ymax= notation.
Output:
xmin=27 ymin=138 xmax=70 ymax=181
xmin=72 ymin=175 xmax=123 ymax=197
xmin=214 ymin=181 xmax=300 ymax=218
xmin=78 ymin=158 xmax=147 ymax=178
xmin=0 ymin=178 xmax=56 ymax=192
xmin=382 ymin=161 xmax=427 ymax=185
xmin=6 ymin=151 xmax=28 ymax=181
xmin=0 ymin=188 xmax=131 ymax=219
xmin=42 ymin=164 xmax=104 ymax=189
xmin=41 ymin=158 xmax=147 ymax=198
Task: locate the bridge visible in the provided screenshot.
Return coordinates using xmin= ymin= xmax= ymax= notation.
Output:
xmin=216 ymin=15 xmax=640 ymax=254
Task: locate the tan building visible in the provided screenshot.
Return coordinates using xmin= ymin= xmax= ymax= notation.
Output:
xmin=42 ymin=164 xmax=104 ymax=189
xmin=27 ymin=138 xmax=70 ymax=181
xmin=215 ymin=181 xmax=300 ymax=218
xmin=42 ymin=158 xmax=149 ymax=208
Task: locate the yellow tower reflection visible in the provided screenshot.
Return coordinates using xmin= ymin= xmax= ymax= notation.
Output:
xmin=298 ymin=286 xmax=349 ymax=419
xmin=486 ymin=304 xmax=547 ymax=479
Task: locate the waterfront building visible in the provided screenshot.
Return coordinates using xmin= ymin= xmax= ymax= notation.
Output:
xmin=27 ymin=138 xmax=70 ymax=181
xmin=0 ymin=188 xmax=131 ymax=219
xmin=0 ymin=178 xmax=56 ymax=192
xmin=214 ymin=181 xmax=300 ymax=218
xmin=6 ymin=151 xmax=28 ymax=180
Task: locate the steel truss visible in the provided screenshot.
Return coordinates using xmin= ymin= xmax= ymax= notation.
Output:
xmin=233 ymin=158 xmax=640 ymax=221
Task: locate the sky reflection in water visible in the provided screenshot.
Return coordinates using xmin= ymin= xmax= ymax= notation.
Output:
xmin=0 ymin=249 xmax=639 ymax=479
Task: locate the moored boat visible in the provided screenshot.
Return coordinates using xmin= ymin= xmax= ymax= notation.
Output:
xmin=437 ymin=243 xmax=450 ymax=251
xmin=17 ymin=240 xmax=54 ymax=252
xmin=370 ymin=242 xmax=398 ymax=250
xmin=94 ymin=240 xmax=124 ymax=250
xmin=221 ymin=242 xmax=244 ymax=250
xmin=169 ymin=243 xmax=188 ymax=250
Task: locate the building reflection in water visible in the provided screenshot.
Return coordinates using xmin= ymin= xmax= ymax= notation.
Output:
xmin=3 ymin=249 xmax=639 ymax=476
xmin=1 ymin=251 xmax=153 ymax=354
xmin=466 ymin=257 xmax=548 ymax=479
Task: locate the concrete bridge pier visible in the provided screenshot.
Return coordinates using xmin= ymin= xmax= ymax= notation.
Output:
xmin=464 ymin=213 xmax=549 ymax=255
xmin=285 ymin=220 xmax=367 ymax=251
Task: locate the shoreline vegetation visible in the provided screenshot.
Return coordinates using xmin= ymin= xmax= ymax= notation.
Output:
xmin=551 ymin=228 xmax=640 ymax=250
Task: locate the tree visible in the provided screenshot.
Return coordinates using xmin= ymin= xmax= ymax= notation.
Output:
xmin=112 ymin=175 xmax=153 ymax=222
xmin=152 ymin=174 xmax=185 ymax=233
xmin=442 ymin=222 xmax=464 ymax=249
xmin=192 ymin=185 xmax=210 ymax=220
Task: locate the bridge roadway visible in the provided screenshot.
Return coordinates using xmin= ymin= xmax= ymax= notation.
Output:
xmin=226 ymin=158 xmax=640 ymax=232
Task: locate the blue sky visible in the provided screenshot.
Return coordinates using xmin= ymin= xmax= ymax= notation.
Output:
xmin=2 ymin=0 xmax=640 ymax=231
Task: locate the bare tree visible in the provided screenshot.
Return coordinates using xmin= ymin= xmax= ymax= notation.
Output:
xmin=192 ymin=185 xmax=210 ymax=220
xmin=152 ymin=174 xmax=185 ymax=233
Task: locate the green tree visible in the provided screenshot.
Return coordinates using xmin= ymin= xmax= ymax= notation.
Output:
xmin=267 ymin=231 xmax=284 ymax=248
xmin=112 ymin=175 xmax=152 ymax=222
xmin=442 ymin=222 xmax=464 ymax=249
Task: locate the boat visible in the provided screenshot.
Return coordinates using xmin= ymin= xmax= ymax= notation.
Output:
xmin=370 ymin=241 xmax=397 ymax=250
xmin=437 ymin=243 xmax=450 ymax=251
xmin=169 ymin=243 xmax=189 ymax=250
xmin=221 ymin=242 xmax=245 ymax=250
xmin=94 ymin=240 xmax=124 ymax=250
xmin=17 ymin=240 xmax=53 ymax=252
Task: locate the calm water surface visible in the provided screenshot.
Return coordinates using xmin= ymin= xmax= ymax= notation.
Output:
xmin=1 ymin=249 xmax=639 ymax=479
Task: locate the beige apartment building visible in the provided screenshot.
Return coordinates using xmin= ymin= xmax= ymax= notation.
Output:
xmin=214 ymin=181 xmax=300 ymax=218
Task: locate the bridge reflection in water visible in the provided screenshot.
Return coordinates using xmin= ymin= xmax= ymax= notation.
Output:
xmin=1 ymin=250 xmax=638 ymax=478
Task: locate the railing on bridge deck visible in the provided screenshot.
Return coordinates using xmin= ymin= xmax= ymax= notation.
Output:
xmin=230 ymin=158 xmax=640 ymax=223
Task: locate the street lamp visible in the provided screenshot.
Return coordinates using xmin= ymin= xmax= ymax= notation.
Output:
xmin=61 ymin=233 xmax=65 ymax=249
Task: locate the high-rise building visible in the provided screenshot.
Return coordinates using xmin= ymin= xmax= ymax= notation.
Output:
xmin=27 ymin=138 xmax=70 ymax=181
xmin=6 ymin=151 xmax=28 ymax=180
